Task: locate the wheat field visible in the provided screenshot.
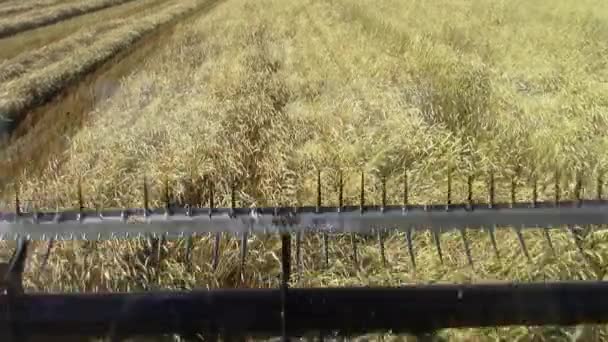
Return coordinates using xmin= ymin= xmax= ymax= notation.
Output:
xmin=1 ymin=0 xmax=608 ymax=340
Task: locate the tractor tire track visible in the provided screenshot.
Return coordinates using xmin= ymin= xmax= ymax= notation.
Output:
xmin=0 ymin=0 xmax=225 ymax=189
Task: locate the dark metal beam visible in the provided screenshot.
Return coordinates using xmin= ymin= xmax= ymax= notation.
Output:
xmin=1 ymin=281 xmax=608 ymax=338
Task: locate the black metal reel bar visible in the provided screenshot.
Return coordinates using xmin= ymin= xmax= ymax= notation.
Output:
xmin=2 ymin=235 xmax=608 ymax=339
xmin=1 ymin=281 xmax=608 ymax=338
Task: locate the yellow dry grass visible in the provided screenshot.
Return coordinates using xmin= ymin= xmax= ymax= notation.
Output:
xmin=2 ymin=0 xmax=608 ymax=340
xmin=0 ymin=0 xmax=136 ymax=38
xmin=0 ymin=0 xmax=169 ymax=61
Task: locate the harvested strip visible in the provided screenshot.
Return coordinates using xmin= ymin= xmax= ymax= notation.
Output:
xmin=0 ymin=0 xmax=137 ymax=38
xmin=0 ymin=0 xmax=169 ymax=61
xmin=0 ymin=0 xmax=78 ymax=17
xmin=0 ymin=0 xmax=174 ymax=83
xmin=0 ymin=0 xmax=209 ymax=124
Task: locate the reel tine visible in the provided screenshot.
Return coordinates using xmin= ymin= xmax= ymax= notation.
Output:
xmin=489 ymin=225 xmax=500 ymax=261
xmin=351 ymin=233 xmax=359 ymax=265
xmin=41 ymin=237 xmax=55 ymax=271
xmin=466 ymin=174 xmax=473 ymax=210
xmin=597 ymin=172 xmax=603 ymax=201
xmin=462 ymin=174 xmax=474 ymax=267
xmin=164 ymin=176 xmax=172 ymax=216
xmin=532 ymin=175 xmax=555 ymax=256
xmin=568 ymin=225 xmax=587 ymax=259
xmin=433 ymin=230 xmax=443 ymax=264
xmin=378 ymin=229 xmax=387 ymax=267
xmin=575 ymin=170 xmax=583 ymax=208
xmin=543 ymin=229 xmax=556 ymax=257
xmin=296 ymin=231 xmax=303 ymax=279
xmin=208 ymin=178 xmax=221 ymax=272
xmin=212 ymin=233 xmax=221 ymax=272
xmin=184 ymin=234 xmax=193 ymax=268
xmin=554 ymin=168 xmax=561 ymax=205
xmin=460 ymin=228 xmax=473 ymax=267
xmin=406 ymin=228 xmax=416 ymax=270
xmin=511 ymin=175 xmax=531 ymax=262
xmin=240 ymin=231 xmax=248 ymax=283
xmin=14 ymin=182 xmax=20 ymax=217
xmin=317 ymin=169 xmax=328 ymax=268
xmin=352 ymin=171 xmax=366 ymax=267
xmin=379 ymin=175 xmax=387 ymax=267
xmin=432 ymin=167 xmax=451 ymax=265
xmin=291 ymin=196 xmax=302 ymax=280
xmin=515 ymin=226 xmax=531 ymax=262
xmin=487 ymin=171 xmax=497 ymax=261
xmin=446 ymin=166 xmax=452 ymax=211
xmin=143 ymin=174 xmax=149 ymax=216
xmin=569 ymin=171 xmax=587 ymax=259
xmin=77 ymin=177 xmax=84 ymax=220
xmin=403 ymin=170 xmax=416 ymax=270
xmin=488 ymin=171 xmax=495 ymax=209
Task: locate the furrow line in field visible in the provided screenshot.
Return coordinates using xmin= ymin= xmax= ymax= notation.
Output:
xmin=0 ymin=0 xmax=138 ymax=39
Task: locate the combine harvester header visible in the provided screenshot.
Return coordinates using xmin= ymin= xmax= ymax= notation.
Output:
xmin=0 ymin=170 xmax=607 ymax=340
